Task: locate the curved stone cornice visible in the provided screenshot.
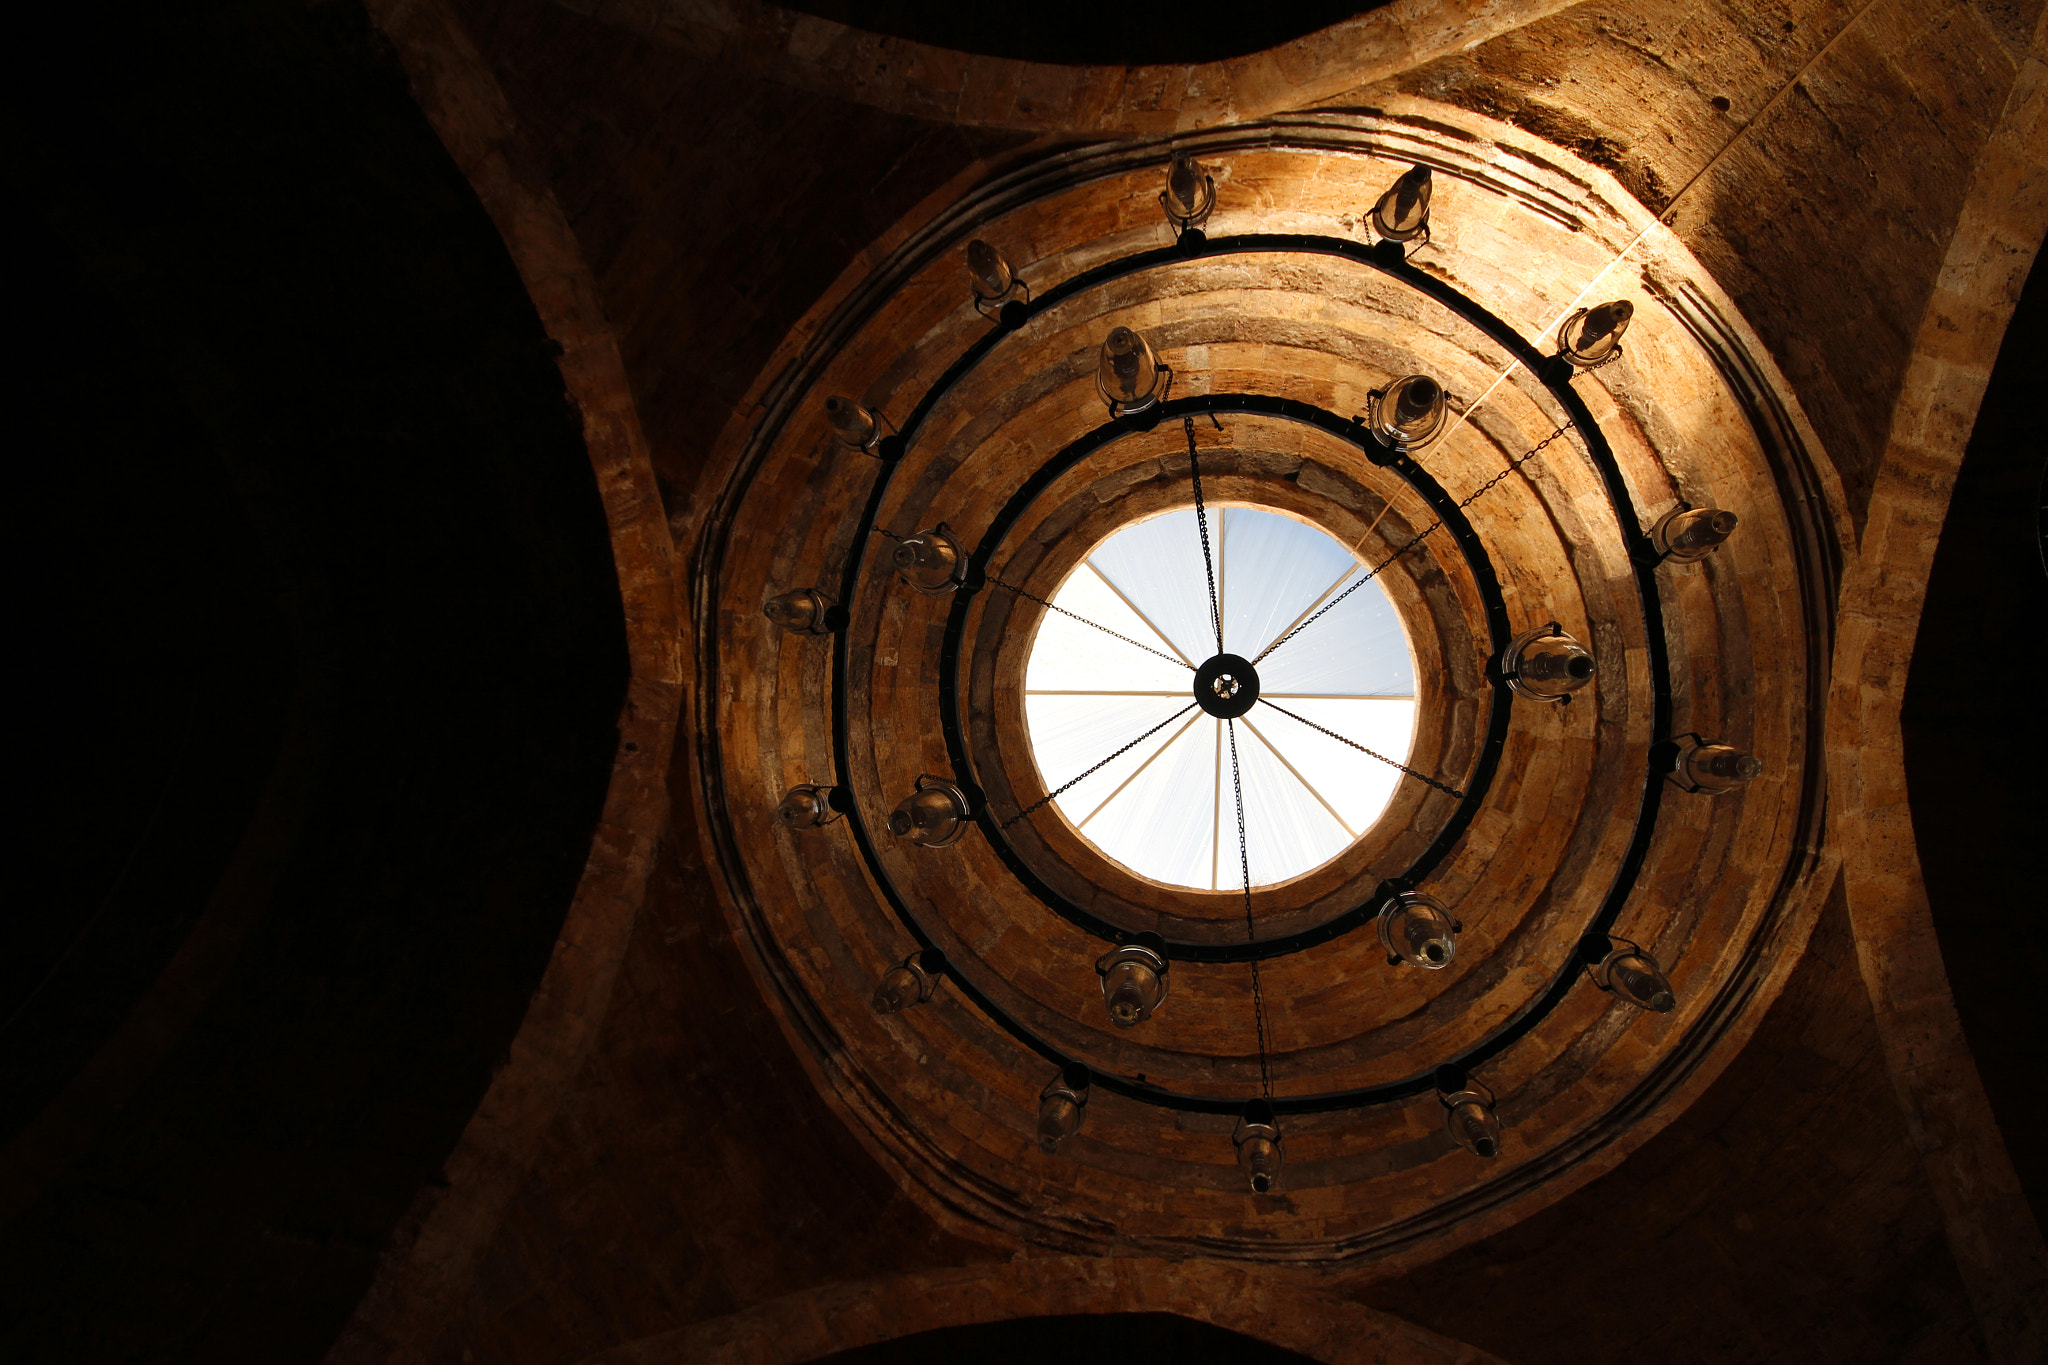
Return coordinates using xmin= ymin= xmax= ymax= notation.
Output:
xmin=328 ymin=2 xmax=684 ymax=1361
xmin=557 ymin=0 xmax=1590 ymax=135
xmin=1825 ymin=24 xmax=2048 ymax=1360
xmin=573 ymin=1257 xmax=1508 ymax=1364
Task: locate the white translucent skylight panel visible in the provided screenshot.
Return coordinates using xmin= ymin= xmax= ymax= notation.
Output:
xmin=1023 ymin=566 xmax=1193 ymax=693
xmin=1219 ymin=508 xmax=1359 ymax=661
xmin=1025 ymin=693 xmax=1193 ymax=823
xmin=1230 ymin=721 xmax=1351 ymax=886
xmin=1255 ymin=571 xmax=1414 ymax=697
xmin=1251 ymin=699 xmax=1415 ymax=833
xmin=1024 ymin=506 xmax=1420 ymax=891
xmin=1080 ymin=719 xmax=1218 ymax=889
xmin=1086 ymin=510 xmax=1220 ymax=661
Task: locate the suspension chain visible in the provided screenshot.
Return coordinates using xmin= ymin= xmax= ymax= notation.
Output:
xmin=1258 ymin=699 xmax=1467 ymax=799
xmin=1001 ymin=702 xmax=1199 ymax=828
xmin=1225 ymin=718 xmax=1273 ymax=1101
xmin=1188 ymin=417 xmax=1224 ymax=655
xmin=1453 ymin=419 xmax=1576 ymax=513
xmin=986 ymin=573 xmax=1192 ymax=671
xmin=1254 ymin=421 xmax=1575 ymax=665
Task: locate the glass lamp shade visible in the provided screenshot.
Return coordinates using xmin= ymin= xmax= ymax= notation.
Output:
xmin=1503 ymin=625 xmax=1596 ymax=700
xmin=1378 ymin=891 xmax=1459 ymax=970
xmin=1035 ymin=1093 xmax=1083 ymax=1153
xmin=1233 ymin=1103 xmax=1283 ymax=1193
xmin=891 ymin=526 xmax=962 ymax=594
xmin=871 ymin=964 xmax=923 ymax=1014
xmin=871 ymin=953 xmax=937 ymax=1014
xmin=1162 ymin=152 xmax=1214 ymax=225
xmin=1370 ymin=164 xmax=1433 ymax=242
xmin=1444 ymin=1091 xmax=1503 ymax=1158
xmin=1652 ymin=505 xmax=1741 ymax=561
xmin=1560 ymin=300 xmax=1634 ymax=367
xmin=1595 ymin=941 xmax=1678 ymax=1013
xmin=887 ymin=776 xmax=973 ymax=848
xmin=1095 ymin=942 xmax=1169 ymax=1028
xmin=966 ymin=239 xmax=1013 ymax=301
xmin=1680 ymin=740 xmax=1763 ymax=793
xmin=825 ymin=396 xmax=879 ymax=450
xmin=1096 ymin=326 xmax=1165 ymax=413
xmin=776 ymin=783 xmax=843 ymax=829
xmin=1035 ymin=1070 xmax=1090 ymax=1153
xmin=1368 ymin=374 xmax=1448 ymax=452
xmin=763 ymin=587 xmax=834 ymax=635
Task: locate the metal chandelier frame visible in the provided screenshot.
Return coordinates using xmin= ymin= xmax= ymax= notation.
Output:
xmin=815 ymin=230 xmax=1675 ymax=1117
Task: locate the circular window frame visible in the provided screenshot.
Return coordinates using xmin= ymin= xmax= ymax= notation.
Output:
xmin=959 ymin=403 xmax=1504 ymax=949
xmin=1014 ymin=496 xmax=1426 ymax=898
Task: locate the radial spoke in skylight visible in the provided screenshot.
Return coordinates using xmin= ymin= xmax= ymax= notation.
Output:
xmin=1023 ymin=567 xmax=1192 ymax=693
xmin=1080 ymin=719 xmax=1217 ymax=889
xmin=1256 ymin=572 xmax=1414 ymax=696
xmin=1087 ymin=510 xmax=1220 ymax=660
xmin=1220 ymin=508 xmax=1359 ymax=660
xmin=1233 ymin=720 xmax=1351 ymax=886
xmin=1025 ymin=694 xmax=1191 ymax=818
xmin=1255 ymin=698 xmax=1417 ymax=832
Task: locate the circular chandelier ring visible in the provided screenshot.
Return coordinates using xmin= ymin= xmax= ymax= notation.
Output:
xmin=936 ymin=392 xmax=1513 ymax=963
xmin=802 ymin=235 xmax=1677 ymax=1117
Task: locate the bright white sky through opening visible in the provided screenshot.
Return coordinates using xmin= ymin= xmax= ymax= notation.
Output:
xmin=1024 ymin=507 xmax=1418 ymax=890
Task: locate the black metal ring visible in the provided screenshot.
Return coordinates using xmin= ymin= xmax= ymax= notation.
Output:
xmin=935 ymin=392 xmax=1512 ymax=964
xmin=1192 ymin=654 xmax=1260 ymax=719
xmin=822 ymin=235 xmax=1673 ymax=1115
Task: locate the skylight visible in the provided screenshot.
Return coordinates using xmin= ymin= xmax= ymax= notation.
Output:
xmin=1023 ymin=507 xmax=1416 ymax=890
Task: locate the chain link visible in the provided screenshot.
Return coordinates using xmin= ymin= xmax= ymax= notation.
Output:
xmin=1452 ymin=419 xmax=1576 ymax=513
xmin=1258 ymin=699 xmax=1466 ymax=799
xmin=1188 ymin=417 xmax=1225 ymax=655
xmin=1253 ymin=421 xmax=1575 ymax=665
xmin=986 ymin=573 xmax=1193 ymax=671
xmin=1225 ymin=718 xmax=1273 ymax=1101
xmin=1252 ymin=528 xmax=1430 ymax=664
xmin=998 ymin=415 xmax=1556 ymax=1097
xmin=1001 ymin=702 xmax=1199 ymax=829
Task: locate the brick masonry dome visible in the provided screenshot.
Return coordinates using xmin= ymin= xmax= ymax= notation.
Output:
xmin=10 ymin=2 xmax=2043 ymax=1363
xmin=708 ymin=117 xmax=1834 ymax=1258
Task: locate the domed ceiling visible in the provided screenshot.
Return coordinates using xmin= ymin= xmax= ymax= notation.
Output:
xmin=14 ymin=0 xmax=2043 ymax=1359
xmin=697 ymin=106 xmax=1838 ymax=1261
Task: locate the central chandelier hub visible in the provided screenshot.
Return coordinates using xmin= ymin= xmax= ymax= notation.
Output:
xmin=1194 ymin=653 xmax=1260 ymax=719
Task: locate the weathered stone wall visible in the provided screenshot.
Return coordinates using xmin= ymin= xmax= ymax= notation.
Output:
xmin=1370 ymin=0 xmax=2045 ymax=531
